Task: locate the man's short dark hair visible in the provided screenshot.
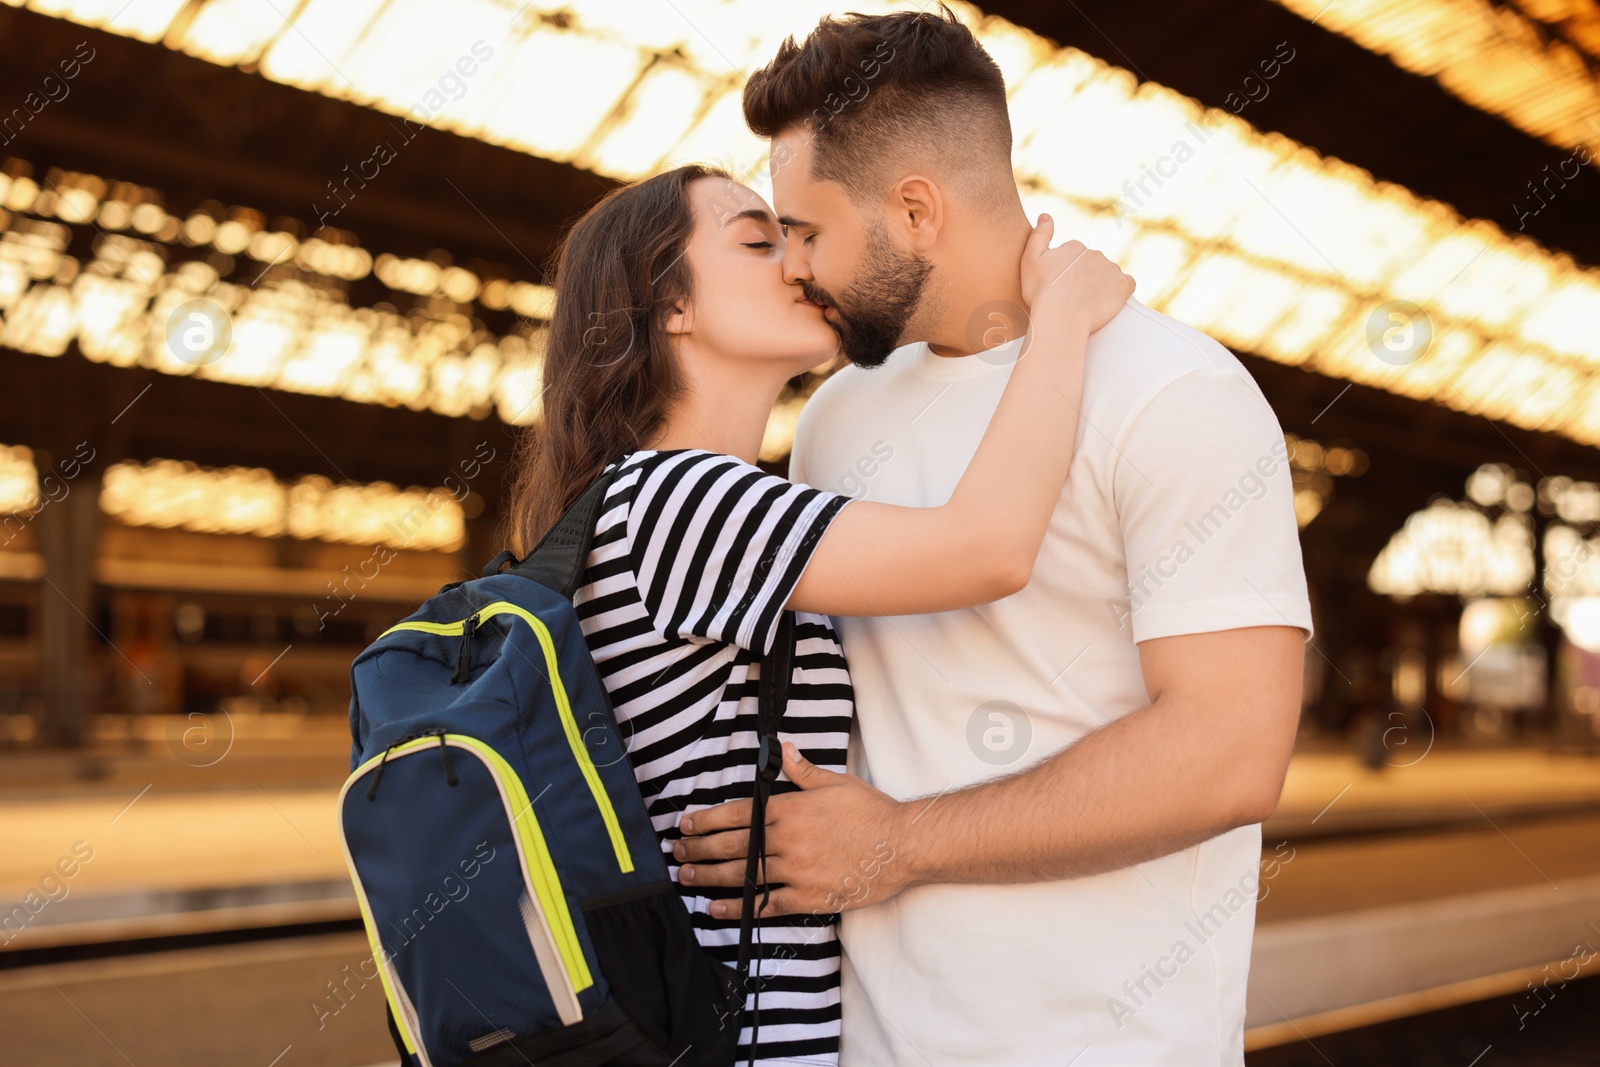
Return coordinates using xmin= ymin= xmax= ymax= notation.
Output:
xmin=743 ymin=5 xmax=1014 ymax=210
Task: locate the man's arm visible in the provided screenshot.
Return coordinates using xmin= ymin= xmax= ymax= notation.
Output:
xmin=678 ymin=352 xmax=1312 ymax=915
xmin=674 ymin=623 xmax=1304 ymax=916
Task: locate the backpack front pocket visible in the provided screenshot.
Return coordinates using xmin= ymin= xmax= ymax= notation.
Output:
xmin=379 ymin=602 xmax=634 ymax=875
xmin=338 ymin=733 xmax=594 ymax=1065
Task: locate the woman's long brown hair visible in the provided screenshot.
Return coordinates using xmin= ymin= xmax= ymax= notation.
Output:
xmin=505 ymin=162 xmax=731 ymax=554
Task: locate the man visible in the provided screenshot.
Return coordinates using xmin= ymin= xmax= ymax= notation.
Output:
xmin=674 ymin=7 xmax=1313 ymax=1064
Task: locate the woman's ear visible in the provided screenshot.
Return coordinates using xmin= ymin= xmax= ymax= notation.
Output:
xmin=663 ymin=297 xmax=692 ymax=336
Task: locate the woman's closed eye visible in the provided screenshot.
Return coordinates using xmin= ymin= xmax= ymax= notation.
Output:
xmin=741 ymin=240 xmax=774 ymax=250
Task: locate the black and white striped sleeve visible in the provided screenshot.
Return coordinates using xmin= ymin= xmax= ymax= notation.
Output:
xmin=626 ymin=451 xmax=852 ymax=654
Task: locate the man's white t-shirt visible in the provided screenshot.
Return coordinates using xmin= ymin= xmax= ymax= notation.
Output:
xmin=788 ymin=297 xmax=1313 ymax=1067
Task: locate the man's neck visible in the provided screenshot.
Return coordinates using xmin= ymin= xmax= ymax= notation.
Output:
xmin=923 ymin=207 xmax=1033 ymax=358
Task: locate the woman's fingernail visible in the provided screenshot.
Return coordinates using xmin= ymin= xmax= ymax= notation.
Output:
xmin=673 ymin=842 xmax=686 ymax=860
xmin=680 ymin=864 xmax=695 ymax=882
xmin=680 ymin=816 xmax=695 ymax=834
xmin=710 ymin=901 xmax=725 ymax=917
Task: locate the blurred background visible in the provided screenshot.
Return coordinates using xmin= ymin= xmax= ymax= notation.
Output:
xmin=1 ymin=0 xmax=1599 ymax=1063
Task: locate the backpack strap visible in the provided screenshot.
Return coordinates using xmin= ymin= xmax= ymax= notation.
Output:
xmin=754 ymin=611 xmax=795 ymax=786
xmin=485 ymin=454 xmax=628 ymax=597
xmin=735 ymin=609 xmax=795 ymax=1064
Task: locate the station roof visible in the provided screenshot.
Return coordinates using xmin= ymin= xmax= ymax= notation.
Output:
xmin=1 ymin=0 xmax=1596 ymax=521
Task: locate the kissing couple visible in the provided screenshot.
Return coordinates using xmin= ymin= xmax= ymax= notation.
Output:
xmin=506 ymin=6 xmax=1312 ymax=1065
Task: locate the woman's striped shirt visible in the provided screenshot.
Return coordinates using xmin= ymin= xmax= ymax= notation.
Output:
xmin=571 ymin=448 xmax=856 ymax=1066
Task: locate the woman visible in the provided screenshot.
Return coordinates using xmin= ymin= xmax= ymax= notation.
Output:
xmin=505 ymin=163 xmax=1132 ymax=1066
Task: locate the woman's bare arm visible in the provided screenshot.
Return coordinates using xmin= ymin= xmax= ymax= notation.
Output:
xmin=788 ymin=217 xmax=1132 ymax=618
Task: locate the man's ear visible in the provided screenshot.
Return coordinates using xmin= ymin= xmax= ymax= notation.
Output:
xmin=887 ymin=174 xmax=943 ymax=252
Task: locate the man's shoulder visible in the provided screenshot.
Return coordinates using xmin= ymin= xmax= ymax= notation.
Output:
xmin=798 ymin=360 xmax=858 ymax=419
xmin=793 ymin=347 xmax=922 ymax=463
xmin=1091 ymin=298 xmax=1250 ymax=386
xmin=801 ymin=345 xmax=920 ymax=412
xmin=1085 ymin=298 xmax=1269 ymax=433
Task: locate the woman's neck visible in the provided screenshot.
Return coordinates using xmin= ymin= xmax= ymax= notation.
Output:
xmin=645 ymin=357 xmax=785 ymax=465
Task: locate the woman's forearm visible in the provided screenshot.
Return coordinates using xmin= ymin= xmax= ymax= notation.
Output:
xmin=936 ymin=305 xmax=1096 ymax=585
xmin=787 ymin=225 xmax=1129 ymax=620
xmin=786 ymin=304 xmax=1111 ymax=619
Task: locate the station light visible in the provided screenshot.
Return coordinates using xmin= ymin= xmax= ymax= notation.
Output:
xmin=99 ymin=457 xmax=468 ymax=551
xmin=6 ymin=0 xmax=1599 ymax=449
xmin=1270 ymin=0 xmax=1600 ymax=165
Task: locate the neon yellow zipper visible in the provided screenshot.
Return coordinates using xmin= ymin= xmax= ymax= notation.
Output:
xmin=381 ymin=601 xmax=634 ymax=874
xmin=340 ymin=734 xmax=594 ymax=1005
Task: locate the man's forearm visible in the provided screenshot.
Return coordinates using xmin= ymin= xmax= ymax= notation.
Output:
xmin=673 ymin=627 xmax=1303 ymax=917
xmin=889 ymin=690 xmax=1285 ymax=888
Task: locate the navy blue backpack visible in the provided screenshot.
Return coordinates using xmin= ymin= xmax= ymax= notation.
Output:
xmin=339 ymin=462 xmax=796 ymax=1066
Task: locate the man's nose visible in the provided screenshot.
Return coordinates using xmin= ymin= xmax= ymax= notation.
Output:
xmin=780 ymin=242 xmax=809 ymax=287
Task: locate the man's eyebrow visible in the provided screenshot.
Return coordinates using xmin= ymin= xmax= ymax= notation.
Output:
xmin=776 ymin=215 xmax=815 ymax=229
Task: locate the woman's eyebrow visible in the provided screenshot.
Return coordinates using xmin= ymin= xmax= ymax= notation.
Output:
xmin=724 ymin=208 xmax=774 ymax=226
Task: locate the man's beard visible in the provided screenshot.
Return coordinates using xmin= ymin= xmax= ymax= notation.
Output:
xmin=803 ymin=220 xmax=932 ymax=369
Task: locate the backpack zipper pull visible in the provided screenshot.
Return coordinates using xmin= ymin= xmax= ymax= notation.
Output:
xmin=436 ymin=732 xmax=458 ymax=787
xmin=453 ymin=612 xmax=478 ymax=684
xmin=365 ymin=743 xmax=397 ymax=801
